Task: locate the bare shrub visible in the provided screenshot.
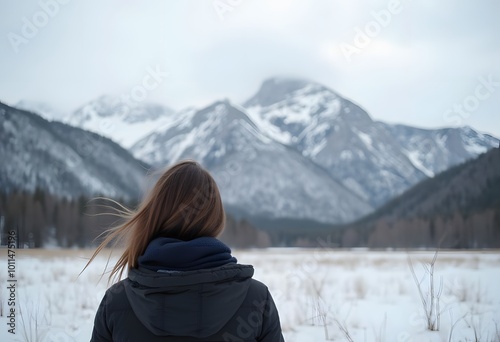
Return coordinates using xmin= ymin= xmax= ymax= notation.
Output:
xmin=465 ymin=313 xmax=484 ymax=342
xmin=408 ymin=250 xmax=443 ymax=331
xmin=447 ymin=309 xmax=467 ymax=342
xmin=307 ymin=273 xmax=356 ymax=341
xmin=451 ymin=278 xmax=487 ymax=304
xmin=313 ymin=296 xmax=332 ymax=340
xmin=333 ymin=317 xmax=354 ymax=342
xmin=373 ymin=313 xmax=387 ymax=342
xmin=308 ymin=274 xmax=332 ymax=340
xmin=19 ymin=299 xmax=51 ymax=342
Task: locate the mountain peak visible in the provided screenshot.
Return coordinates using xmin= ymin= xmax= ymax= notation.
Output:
xmin=244 ymin=77 xmax=329 ymax=107
xmin=242 ymin=77 xmax=349 ymax=146
xmin=265 ymin=76 xmax=311 ymax=87
xmin=67 ymin=95 xmax=175 ymax=148
xmin=74 ymin=95 xmax=173 ymax=122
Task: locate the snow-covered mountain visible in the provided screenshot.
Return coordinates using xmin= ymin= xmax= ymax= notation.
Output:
xmin=8 ymin=77 xmax=498 ymax=225
xmin=0 ymin=102 xmax=149 ymax=200
xmin=243 ymin=77 xmax=499 ymax=206
xmin=385 ymin=124 xmax=499 ymax=177
xmin=66 ymin=95 xmax=175 ymax=148
xmin=131 ymin=100 xmax=373 ymax=223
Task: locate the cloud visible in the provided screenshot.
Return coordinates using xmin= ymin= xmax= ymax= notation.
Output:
xmin=0 ymin=0 xmax=498 ymax=136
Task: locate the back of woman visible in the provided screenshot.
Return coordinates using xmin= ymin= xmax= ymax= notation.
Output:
xmin=87 ymin=161 xmax=284 ymax=341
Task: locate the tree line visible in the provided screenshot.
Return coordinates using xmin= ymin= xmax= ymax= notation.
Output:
xmin=2 ymin=188 xmax=498 ymax=249
xmin=285 ymin=207 xmax=500 ymax=249
xmin=0 ymin=188 xmax=271 ymax=249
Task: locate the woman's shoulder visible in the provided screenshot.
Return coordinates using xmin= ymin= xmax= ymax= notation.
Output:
xmin=101 ymin=279 xmax=130 ymax=309
xmin=243 ymin=278 xmax=273 ymax=305
xmin=247 ymin=277 xmax=269 ymax=292
xmin=105 ymin=279 xmax=126 ymax=293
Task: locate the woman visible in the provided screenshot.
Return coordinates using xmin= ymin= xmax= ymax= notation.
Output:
xmin=87 ymin=160 xmax=284 ymax=341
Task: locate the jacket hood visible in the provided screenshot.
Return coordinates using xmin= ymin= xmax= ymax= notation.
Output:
xmin=138 ymin=237 xmax=237 ymax=272
xmin=125 ymin=264 xmax=254 ymax=338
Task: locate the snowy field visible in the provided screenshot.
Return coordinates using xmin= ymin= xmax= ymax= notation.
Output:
xmin=1 ymin=248 xmax=499 ymax=342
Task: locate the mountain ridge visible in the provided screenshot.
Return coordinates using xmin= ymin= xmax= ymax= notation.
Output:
xmin=8 ymin=77 xmax=499 ymax=225
xmin=351 ymin=147 xmax=500 ymax=248
xmin=131 ymin=100 xmax=373 ymax=223
xmin=243 ymin=77 xmax=499 ymax=206
xmin=0 ymin=102 xmax=149 ymax=201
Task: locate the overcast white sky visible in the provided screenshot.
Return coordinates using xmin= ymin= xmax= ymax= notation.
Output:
xmin=1 ymin=0 xmax=499 ymax=137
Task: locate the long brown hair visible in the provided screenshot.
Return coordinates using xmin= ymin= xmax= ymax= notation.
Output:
xmin=83 ymin=160 xmax=225 ymax=283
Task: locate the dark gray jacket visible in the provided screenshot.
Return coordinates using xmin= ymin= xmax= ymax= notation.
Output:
xmin=91 ymin=264 xmax=284 ymax=341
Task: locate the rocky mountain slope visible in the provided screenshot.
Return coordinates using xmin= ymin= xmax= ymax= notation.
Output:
xmin=10 ymin=77 xmax=498 ymax=225
xmin=132 ymin=100 xmax=373 ymax=223
xmin=352 ymin=147 xmax=500 ymax=248
xmin=21 ymin=95 xmax=175 ymax=149
xmin=0 ymin=102 xmax=149 ymax=200
xmin=362 ymin=147 xmax=500 ymax=221
xmin=243 ymin=78 xmax=499 ymax=206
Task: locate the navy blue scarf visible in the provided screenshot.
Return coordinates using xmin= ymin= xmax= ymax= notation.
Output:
xmin=138 ymin=237 xmax=237 ymax=272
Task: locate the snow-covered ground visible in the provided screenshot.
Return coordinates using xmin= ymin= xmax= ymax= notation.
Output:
xmin=0 ymin=249 xmax=499 ymax=341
